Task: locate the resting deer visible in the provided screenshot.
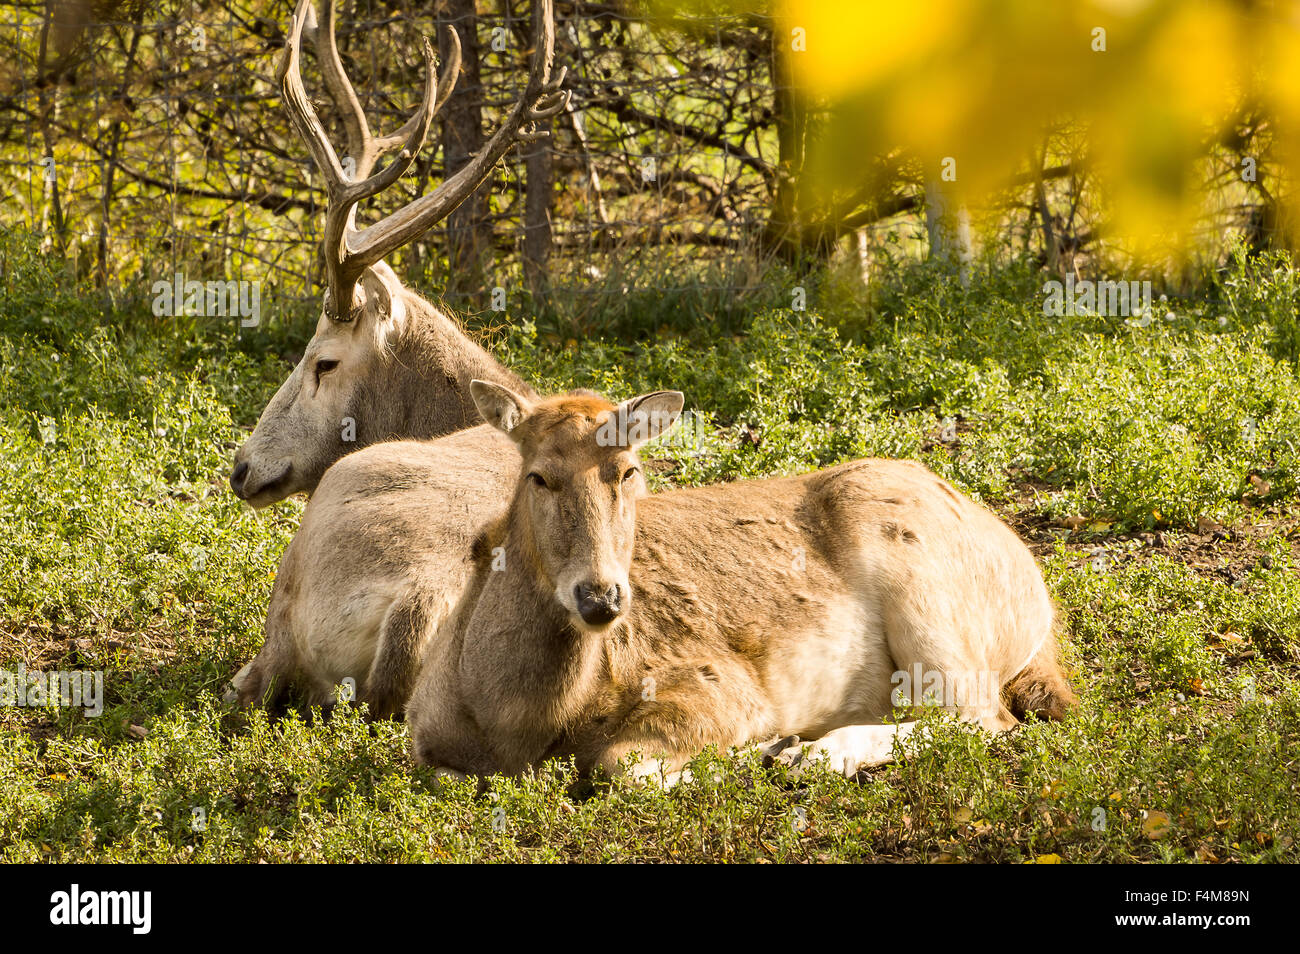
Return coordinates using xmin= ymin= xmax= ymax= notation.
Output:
xmin=227 ymin=0 xmax=567 ymax=715
xmin=406 ymin=384 xmax=1075 ymax=780
xmin=229 ymin=0 xmax=566 ymax=507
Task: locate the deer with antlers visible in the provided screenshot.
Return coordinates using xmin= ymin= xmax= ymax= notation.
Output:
xmin=227 ymin=0 xmax=569 ymax=715
xmin=230 ymin=0 xmax=566 ymax=506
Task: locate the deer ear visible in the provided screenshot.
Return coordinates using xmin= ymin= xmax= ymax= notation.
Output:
xmin=357 ymin=263 xmax=406 ymax=325
xmin=610 ymin=390 xmax=684 ymax=449
xmin=471 ymin=380 xmax=534 ymax=438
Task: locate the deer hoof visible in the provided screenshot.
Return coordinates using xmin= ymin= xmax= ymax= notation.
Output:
xmin=760 ymin=734 xmax=801 ymax=767
xmin=223 ymin=662 xmax=254 ymax=705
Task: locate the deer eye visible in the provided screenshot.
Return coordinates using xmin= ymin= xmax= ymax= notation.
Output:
xmin=622 ymin=466 xmax=639 ymax=482
xmin=315 ymin=358 xmax=339 ymax=380
xmin=527 ymin=472 xmax=549 ymax=489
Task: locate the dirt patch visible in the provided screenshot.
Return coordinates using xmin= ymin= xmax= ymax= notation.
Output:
xmin=0 ymin=618 xmax=177 ymax=671
xmin=1001 ymin=483 xmax=1299 ymax=582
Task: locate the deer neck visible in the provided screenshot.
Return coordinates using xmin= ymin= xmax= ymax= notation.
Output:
xmin=462 ymin=504 xmax=608 ymax=769
xmin=365 ymin=291 xmax=537 ymax=444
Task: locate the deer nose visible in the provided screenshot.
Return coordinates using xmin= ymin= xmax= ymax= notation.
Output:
xmin=230 ymin=460 xmax=250 ymax=495
xmin=574 ymin=583 xmax=622 ymax=626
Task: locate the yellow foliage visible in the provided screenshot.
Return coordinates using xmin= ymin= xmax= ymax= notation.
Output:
xmin=663 ymin=0 xmax=1300 ymax=258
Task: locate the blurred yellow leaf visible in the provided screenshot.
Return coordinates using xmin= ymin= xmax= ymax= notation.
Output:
xmin=670 ymin=0 xmax=1300 ymax=257
xmin=1142 ymin=810 xmax=1172 ymax=839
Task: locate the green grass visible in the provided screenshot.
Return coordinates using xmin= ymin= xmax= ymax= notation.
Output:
xmin=1 ymin=227 xmax=1298 ymax=862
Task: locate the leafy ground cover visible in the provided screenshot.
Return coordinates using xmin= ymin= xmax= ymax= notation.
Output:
xmin=2 ymin=230 xmax=1297 ymax=862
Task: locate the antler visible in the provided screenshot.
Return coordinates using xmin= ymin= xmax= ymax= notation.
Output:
xmin=278 ymin=0 xmax=569 ymax=321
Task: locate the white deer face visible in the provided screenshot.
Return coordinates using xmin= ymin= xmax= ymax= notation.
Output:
xmin=229 ymin=263 xmax=406 ymax=507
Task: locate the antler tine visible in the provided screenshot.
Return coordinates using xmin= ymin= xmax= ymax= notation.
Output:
xmin=517 ymin=65 xmax=569 ymax=142
xmin=344 ymin=0 xmax=570 ymax=271
xmin=323 ymin=34 xmax=440 ymax=319
xmin=306 ymin=0 xmax=460 ymax=179
xmin=335 ymin=35 xmax=439 ymax=206
xmin=277 ymin=0 xmax=350 ymax=194
xmin=302 ymin=0 xmax=371 ymax=178
xmin=279 ymin=0 xmax=451 ymax=320
xmin=375 ymin=28 xmax=461 ymax=157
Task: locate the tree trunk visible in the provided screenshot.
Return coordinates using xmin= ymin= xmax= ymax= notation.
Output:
xmin=438 ymin=0 xmax=491 ymax=296
xmin=522 ymin=124 xmax=553 ymax=301
xmin=514 ymin=6 xmax=554 ymax=301
xmin=761 ymin=22 xmax=804 ymax=263
xmin=36 ymin=2 xmax=68 ymax=256
xmin=924 ymin=178 xmax=973 ymax=286
xmin=760 ymin=24 xmax=835 ymax=267
xmin=95 ymin=15 xmax=145 ymax=291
